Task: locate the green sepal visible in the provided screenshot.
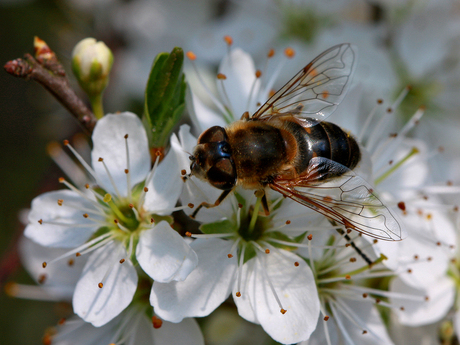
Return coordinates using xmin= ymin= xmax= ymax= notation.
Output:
xmin=143 ymin=47 xmax=186 ymax=149
xmin=200 ymin=219 xmax=236 ymax=235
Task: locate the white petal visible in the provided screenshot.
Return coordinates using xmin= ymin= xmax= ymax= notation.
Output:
xmin=150 ymin=238 xmax=237 ymax=322
xmin=73 ymin=241 xmax=138 ymax=326
xmin=234 ymin=250 xmax=320 ymax=344
xmin=24 ymin=190 xmax=100 ymax=248
xmin=390 ymin=275 xmax=454 ymax=326
xmin=218 ymin=48 xmax=260 ymax=118
xmin=186 ymin=87 xmax=226 ymax=135
xmin=19 ymin=236 xmax=87 ymax=299
xmin=136 ymin=221 xmax=198 ymax=282
xmin=143 ymin=137 xmax=183 ymax=214
xmin=52 ymin=314 xmax=117 ymax=345
xmin=330 ymin=298 xmax=394 ymax=345
xmin=91 ymin=112 xmax=150 ymax=197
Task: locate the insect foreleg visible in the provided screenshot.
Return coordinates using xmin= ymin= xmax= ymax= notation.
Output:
xmin=190 ymin=189 xmax=232 ymax=219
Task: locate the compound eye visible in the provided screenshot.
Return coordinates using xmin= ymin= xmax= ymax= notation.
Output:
xmin=198 ymin=126 xmax=228 ymax=144
xmin=207 ymin=158 xmax=236 ymax=190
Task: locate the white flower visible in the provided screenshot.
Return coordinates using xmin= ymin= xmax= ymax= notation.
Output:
xmin=24 ymin=112 xmax=197 ymax=326
xmin=50 ymin=306 xmax=204 ymax=345
xmin=151 ymin=126 xmax=321 ymax=345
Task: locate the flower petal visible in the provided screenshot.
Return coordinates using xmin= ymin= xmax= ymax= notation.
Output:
xmin=25 ymin=190 xmax=100 ymax=248
xmin=150 ymin=238 xmax=237 ymax=322
xmin=234 ymin=250 xmax=320 ymax=344
xmin=186 ymin=87 xmax=226 ymax=135
xmin=91 ymin=112 xmax=150 ymax=197
xmin=73 ymin=240 xmax=138 ymax=326
xmin=218 ymin=48 xmax=260 ymax=118
xmin=143 ymin=133 xmax=185 ymax=214
xmin=390 ymin=275 xmax=454 ymax=326
xmin=136 ymin=221 xmax=198 ymax=282
xmin=19 ymin=236 xmax=87 ymax=300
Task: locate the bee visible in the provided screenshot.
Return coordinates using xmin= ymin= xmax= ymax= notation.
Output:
xmin=189 ymin=43 xmax=403 ymax=241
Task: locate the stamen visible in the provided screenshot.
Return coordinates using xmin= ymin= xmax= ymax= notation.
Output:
xmin=47 ymin=142 xmax=87 ymax=187
xmin=375 ymin=147 xmax=419 ymax=185
xmin=255 ymin=254 xmax=286 ymax=314
xmin=217 ymin=73 xmax=236 ymax=119
xmin=59 ymin=178 xmax=108 ymax=212
xmin=245 ymin=70 xmax=262 ymax=111
xmin=236 ymin=243 xmax=246 ymax=297
xmin=63 ymin=141 xmax=106 ymax=188
xmin=188 ymin=233 xmax=234 ymax=239
xmin=186 ymin=53 xmax=231 ymax=122
xmin=5 ymin=282 xmax=63 ymax=301
xmin=114 ymin=219 xmax=130 ymax=233
xmin=358 ymin=99 xmax=383 ymax=142
xmin=138 ymin=155 xmax=160 ymax=209
xmin=124 ymin=135 xmax=132 ymax=202
xmin=99 ymin=158 xmax=122 ymax=200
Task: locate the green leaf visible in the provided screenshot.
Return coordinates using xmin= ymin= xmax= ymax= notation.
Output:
xmin=143 ymin=47 xmax=186 ymax=148
xmin=200 ymin=219 xmax=236 ymax=235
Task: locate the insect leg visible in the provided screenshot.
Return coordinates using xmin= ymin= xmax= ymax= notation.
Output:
xmin=330 ymin=221 xmax=374 ymax=266
xmin=190 ymin=189 xmax=232 ymax=219
xmin=261 ymin=192 xmax=270 ymax=216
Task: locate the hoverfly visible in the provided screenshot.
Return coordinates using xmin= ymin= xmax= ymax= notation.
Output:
xmin=189 ymin=43 xmax=403 ymax=241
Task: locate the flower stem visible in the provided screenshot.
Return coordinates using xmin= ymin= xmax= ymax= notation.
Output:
xmin=90 ymin=93 xmax=104 ymax=119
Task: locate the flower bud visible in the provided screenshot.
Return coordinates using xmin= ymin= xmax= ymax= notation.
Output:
xmin=72 ymin=38 xmax=113 ymax=97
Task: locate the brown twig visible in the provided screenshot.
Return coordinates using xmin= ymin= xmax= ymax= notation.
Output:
xmin=3 ymin=37 xmax=97 ymax=133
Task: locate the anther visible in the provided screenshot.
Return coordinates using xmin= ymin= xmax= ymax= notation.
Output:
xmin=38 ymin=219 xmax=43 ymax=224
xmin=363 ymin=330 xmax=368 ymax=335
xmin=63 ymin=139 xmax=69 ymax=145
xmin=345 ymin=243 xmax=351 ymax=247
xmin=188 ymin=203 xmax=194 ymax=208
xmin=324 ymin=316 xmax=329 ymax=321
xmin=375 ymin=298 xmax=381 ymax=304
xmin=186 ymin=51 xmax=197 ymax=60
xmin=83 ymin=213 xmax=88 ymax=218
xmin=236 ymin=292 xmax=241 ymax=297
xmin=362 ymin=293 xmax=368 ymax=298
xmin=280 ymin=309 xmax=287 ymax=314
xmin=267 ymin=48 xmax=275 ymax=58
xmin=38 ymin=274 xmax=47 ymax=284
xmin=255 ymin=70 xmax=262 ymax=78
xmin=181 ymin=169 xmax=186 ymax=176
xmin=414 ymin=255 xmax=419 ymax=260
xmin=58 ymin=318 xmax=66 ymax=326
xmin=397 ymin=201 xmax=406 ymax=211
xmin=387 ymin=107 xmax=393 ymax=113
xmin=217 ymin=73 xmax=227 ymax=80
xmin=400 ymin=306 xmax=405 ymax=311
xmin=437 ymin=242 xmax=441 ymax=246
xmin=265 ymin=249 xmax=270 ymax=254
xmin=425 ymin=296 xmax=429 ymax=301
xmin=407 ymin=269 xmax=412 ymax=273
xmin=389 ymin=160 xmax=393 ymax=165
xmin=68 ymin=259 xmax=74 ymax=266
xmin=98 ymin=157 xmax=103 ymax=162
xmin=294 ymin=262 xmax=299 ymax=267
xmin=151 ymin=218 xmax=154 ymax=223
xmin=98 ymin=282 xmax=103 ymax=288
xmin=144 ymin=187 xmax=149 ymax=192
xmin=377 ymin=99 xmax=383 ymax=104
xmin=427 ymin=256 xmax=432 ymax=261
xmin=124 ymin=169 xmax=129 ymax=174
xmin=58 ymin=177 xmax=65 ymax=183
xmin=345 ymin=275 xmax=351 ymax=279
xmin=129 ymin=204 xmax=134 ymax=208
xmin=152 ymin=316 xmax=163 ymax=329
xmin=223 ymin=35 xmax=233 ymax=46
xmin=284 ymin=47 xmax=295 ymax=58
xmin=185 ymin=232 xmax=192 ymax=237
xmin=350 ymin=257 xmax=357 ymax=262
xmin=285 ymin=220 xmax=291 ymax=225
xmin=42 ymin=262 xmax=47 ymax=268
xmin=85 ymin=184 xmax=89 ymax=189
xmin=227 ymin=254 xmax=233 ymax=258
xmin=238 ymin=203 xmax=243 ymax=209
xmin=120 ymin=259 xmax=125 ymax=264
xmin=373 ymin=239 xmax=378 ymax=244
xmin=124 ymin=134 xmax=128 ymax=139
xmin=76 ymin=252 xmax=81 ymax=257
xmin=307 ymin=234 xmax=313 ymax=241
xmin=57 ymin=199 xmax=63 ymax=206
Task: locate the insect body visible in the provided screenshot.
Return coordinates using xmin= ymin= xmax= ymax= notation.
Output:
xmin=189 ymin=44 xmax=403 ymax=241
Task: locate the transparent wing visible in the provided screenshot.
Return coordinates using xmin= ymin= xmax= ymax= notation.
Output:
xmin=269 ymin=157 xmax=404 ymax=241
xmin=252 ymin=43 xmax=357 ymax=124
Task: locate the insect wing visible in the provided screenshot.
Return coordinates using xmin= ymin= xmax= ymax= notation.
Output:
xmin=270 ymin=157 xmax=404 ymax=241
xmin=252 ymin=44 xmax=357 ymax=124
